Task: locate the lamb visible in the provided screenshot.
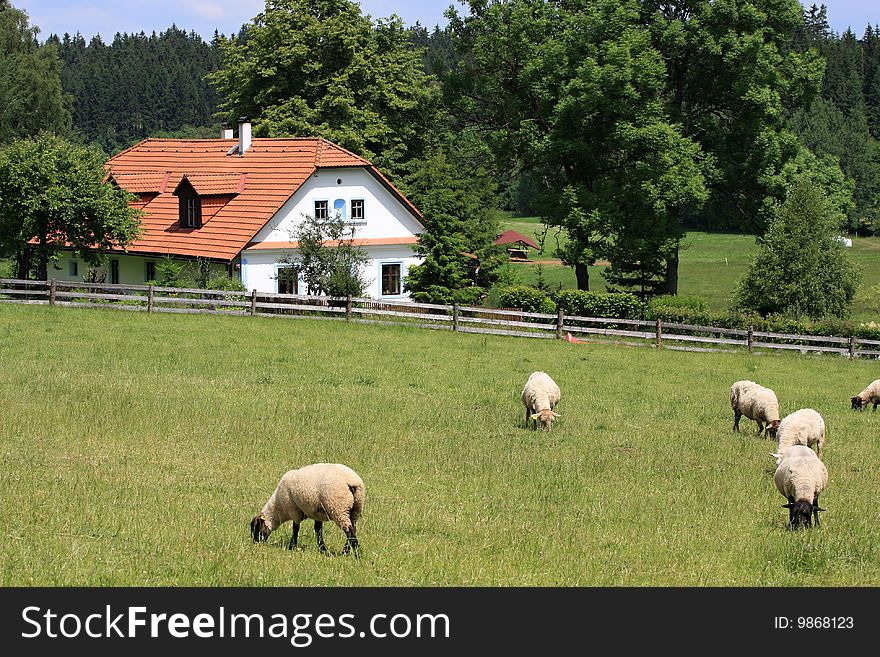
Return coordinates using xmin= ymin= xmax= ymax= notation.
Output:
xmin=771 ymin=408 xmax=826 ymax=464
xmin=250 ymin=463 xmax=365 ymax=556
xmin=521 ymin=371 xmax=561 ymax=431
xmin=851 ymin=378 xmax=880 ymax=411
xmin=730 ymin=380 xmax=781 ymax=438
xmin=773 ymin=445 xmax=828 ymax=528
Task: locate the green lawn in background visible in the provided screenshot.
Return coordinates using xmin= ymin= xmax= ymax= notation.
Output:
xmin=499 ymin=216 xmax=880 ymax=323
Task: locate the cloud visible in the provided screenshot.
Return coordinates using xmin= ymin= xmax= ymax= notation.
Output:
xmin=193 ymin=1 xmax=226 ymax=20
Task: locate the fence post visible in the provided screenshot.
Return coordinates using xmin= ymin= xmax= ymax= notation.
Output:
xmin=250 ymin=289 xmax=257 ymax=317
xmin=346 ymin=295 xmax=352 ymax=322
xmin=147 ymin=284 xmax=154 ymax=314
xmin=849 ymin=335 xmax=857 ymax=360
xmin=556 ymin=307 xmax=564 ymax=339
xmin=49 ymin=279 xmax=56 ymax=306
xmin=747 ymin=324 xmax=753 ymax=353
xmin=655 ymin=318 xmax=662 ymax=349
xmin=453 ymin=303 xmax=459 ymax=332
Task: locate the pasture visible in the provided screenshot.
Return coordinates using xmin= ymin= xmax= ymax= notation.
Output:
xmin=2 ymin=303 xmax=879 ymax=586
xmin=501 ymin=218 xmax=880 ymax=322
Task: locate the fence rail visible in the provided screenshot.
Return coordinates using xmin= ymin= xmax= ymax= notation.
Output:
xmin=3 ymin=278 xmax=879 ymax=360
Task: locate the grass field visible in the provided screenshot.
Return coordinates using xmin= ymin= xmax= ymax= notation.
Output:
xmin=2 ymin=303 xmax=880 ymax=586
xmin=500 ymin=216 xmax=880 ymax=322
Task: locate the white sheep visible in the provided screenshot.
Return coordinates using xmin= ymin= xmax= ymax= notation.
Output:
xmin=851 ymin=379 xmax=880 ymax=411
xmin=773 ymin=445 xmax=828 ymax=528
xmin=771 ymin=408 xmax=826 ymax=464
xmin=730 ymin=380 xmax=781 ymax=438
xmin=521 ymin=371 xmax=561 ymax=431
xmin=250 ymin=463 xmax=365 ymax=555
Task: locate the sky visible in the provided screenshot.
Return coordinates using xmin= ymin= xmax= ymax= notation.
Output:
xmin=13 ymin=1 xmax=880 ymax=43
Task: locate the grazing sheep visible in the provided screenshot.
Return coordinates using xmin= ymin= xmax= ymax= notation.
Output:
xmin=851 ymin=379 xmax=880 ymax=411
xmin=773 ymin=445 xmax=828 ymax=528
xmin=521 ymin=371 xmax=561 ymax=431
xmin=771 ymin=408 xmax=826 ymax=464
xmin=250 ymin=463 xmax=365 ymax=556
xmin=730 ymin=380 xmax=781 ymax=438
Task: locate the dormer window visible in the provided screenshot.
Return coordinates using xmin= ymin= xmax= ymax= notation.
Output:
xmin=180 ymin=194 xmax=202 ymax=228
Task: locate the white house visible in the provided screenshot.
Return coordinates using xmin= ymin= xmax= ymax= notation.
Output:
xmin=48 ymin=120 xmax=425 ymax=299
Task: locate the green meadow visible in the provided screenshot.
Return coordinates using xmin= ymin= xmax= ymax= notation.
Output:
xmin=2 ymin=304 xmax=879 ymax=586
xmin=500 ymin=218 xmax=880 ymax=322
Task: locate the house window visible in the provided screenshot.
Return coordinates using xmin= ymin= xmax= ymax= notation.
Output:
xmin=381 ymin=263 xmax=401 ymax=296
xmin=179 ymin=195 xmax=202 ymax=228
xmin=314 ymin=200 xmax=328 ymax=221
xmin=145 ymin=261 xmax=156 ymax=282
xmin=278 ymin=266 xmax=298 ymax=295
xmin=351 ymin=199 xmax=364 ymax=222
xmin=110 ymin=259 xmax=120 ymax=284
xmin=69 ymin=260 xmax=78 ymax=277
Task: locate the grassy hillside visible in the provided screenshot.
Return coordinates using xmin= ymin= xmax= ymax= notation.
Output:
xmin=500 ymin=217 xmax=880 ymax=322
xmin=2 ymin=304 xmax=879 ymax=586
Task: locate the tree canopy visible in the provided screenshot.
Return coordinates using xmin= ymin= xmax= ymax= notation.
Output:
xmin=733 ymin=176 xmax=862 ymax=319
xmin=0 ymin=1 xmax=70 ymax=143
xmin=208 ymin=0 xmax=439 ymax=177
xmin=0 ymin=134 xmax=143 ymax=279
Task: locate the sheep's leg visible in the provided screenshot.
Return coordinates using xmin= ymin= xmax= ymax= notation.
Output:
xmin=873 ymin=401 xmax=878 ymax=412
xmin=813 ymin=495 xmax=821 ymax=528
xmin=288 ymin=522 xmax=299 ymax=550
xmin=525 ymin=407 xmax=532 ymax=429
xmin=314 ymin=521 xmax=328 ymax=553
xmin=342 ymin=523 xmax=360 ymax=557
xmin=787 ymin=496 xmax=795 ymax=525
xmin=755 ymin=421 xmax=764 ymax=437
xmin=733 ymin=411 xmax=741 ymax=432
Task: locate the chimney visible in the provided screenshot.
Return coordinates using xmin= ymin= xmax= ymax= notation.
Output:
xmin=238 ymin=117 xmax=252 ymax=156
xmin=221 ymin=122 xmax=233 ymax=139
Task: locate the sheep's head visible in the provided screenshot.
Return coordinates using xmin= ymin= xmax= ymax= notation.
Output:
xmin=766 ymin=420 xmax=781 ymax=439
xmin=250 ymin=514 xmax=271 ymax=542
xmin=531 ymin=410 xmax=560 ymax=431
xmin=784 ymin=501 xmax=824 ymax=529
xmin=851 ymin=396 xmax=865 ymax=411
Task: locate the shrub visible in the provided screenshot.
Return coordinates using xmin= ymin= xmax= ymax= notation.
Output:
xmin=647 ymin=294 xmax=708 ymax=313
xmin=496 ymin=285 xmax=556 ymax=314
xmin=553 ymin=289 xmax=643 ymax=319
xmin=207 ymin=274 xmax=246 ymax=292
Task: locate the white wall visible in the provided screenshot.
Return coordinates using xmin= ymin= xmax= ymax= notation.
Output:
xmin=250 ymin=168 xmax=424 ymax=243
xmin=244 ymin=166 xmax=423 ymax=298
xmin=241 ymin=245 xmax=420 ymax=299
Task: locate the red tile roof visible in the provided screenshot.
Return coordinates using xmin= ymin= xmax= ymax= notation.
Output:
xmin=104 ymin=137 xmax=422 ymax=262
xmin=496 ymin=229 xmax=540 ymax=250
xmin=180 ymin=173 xmax=245 ymax=196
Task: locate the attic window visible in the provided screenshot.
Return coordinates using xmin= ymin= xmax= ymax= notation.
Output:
xmin=180 ymin=193 xmax=202 ymax=228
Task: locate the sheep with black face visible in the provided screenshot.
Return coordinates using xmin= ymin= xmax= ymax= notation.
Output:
xmin=773 ymin=445 xmax=828 ymax=529
xmin=250 ymin=463 xmax=365 ymax=556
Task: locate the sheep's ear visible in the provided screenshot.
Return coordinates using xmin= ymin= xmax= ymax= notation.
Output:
xmin=769 ymin=452 xmax=782 ymax=460
xmin=816 ymin=506 xmax=826 ymax=512
xmin=552 ymin=412 xmax=561 ymax=418
xmin=783 ymin=503 xmax=794 ymax=509
xmin=530 ymin=413 xmax=541 ymax=420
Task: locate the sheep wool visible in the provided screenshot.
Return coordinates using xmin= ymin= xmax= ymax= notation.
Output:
xmin=773 ymin=408 xmax=826 ymax=464
xmin=730 ymin=380 xmax=781 ymax=437
xmin=774 ymin=445 xmax=828 ymax=528
xmin=250 ymin=463 xmax=365 ymax=555
xmin=521 ymin=371 xmax=561 ymax=431
xmin=851 ymin=379 xmax=880 ymax=411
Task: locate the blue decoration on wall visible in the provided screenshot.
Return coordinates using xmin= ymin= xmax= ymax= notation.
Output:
xmin=333 ymin=199 xmax=346 ymax=221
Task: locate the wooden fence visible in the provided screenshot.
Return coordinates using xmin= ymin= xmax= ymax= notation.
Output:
xmin=3 ymin=278 xmax=880 ymax=359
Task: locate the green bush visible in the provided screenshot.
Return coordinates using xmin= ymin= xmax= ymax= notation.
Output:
xmin=453 ymin=286 xmax=487 ymax=306
xmin=553 ymin=289 xmax=643 ymax=319
xmin=647 ymin=294 xmax=708 ymax=313
xmin=496 ymin=285 xmax=556 ymax=314
xmin=206 ymin=274 xmax=246 ymax=292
